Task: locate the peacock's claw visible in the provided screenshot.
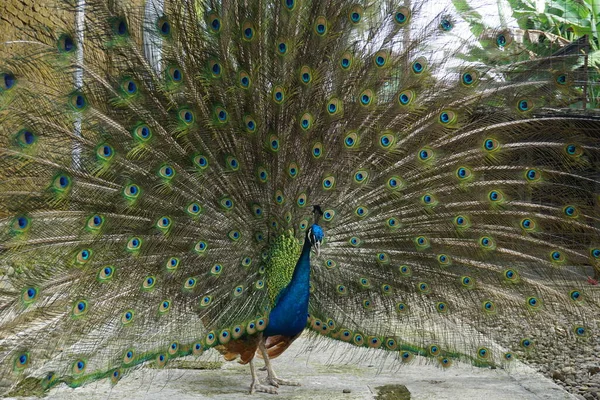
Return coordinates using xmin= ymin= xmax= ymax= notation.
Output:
xmin=266 ymin=377 xmax=300 ymax=387
xmin=249 ymin=379 xmax=278 ymax=394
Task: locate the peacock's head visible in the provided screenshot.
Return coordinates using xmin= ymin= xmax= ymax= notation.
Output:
xmin=307 ymin=224 xmax=324 ymax=257
xmin=307 ymin=205 xmax=325 ymax=256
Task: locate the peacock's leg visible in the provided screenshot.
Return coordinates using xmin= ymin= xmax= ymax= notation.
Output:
xmin=259 ymin=337 xmax=301 ymax=387
xmin=248 ymin=358 xmax=278 ymax=394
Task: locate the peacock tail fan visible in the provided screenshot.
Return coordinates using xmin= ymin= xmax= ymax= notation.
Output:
xmin=0 ymin=0 xmax=599 ymax=395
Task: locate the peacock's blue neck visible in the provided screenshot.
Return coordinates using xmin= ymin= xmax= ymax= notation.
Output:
xmin=263 ymin=239 xmax=312 ymax=337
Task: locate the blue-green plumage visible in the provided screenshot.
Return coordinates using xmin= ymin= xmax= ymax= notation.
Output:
xmin=264 ymin=225 xmax=323 ymax=338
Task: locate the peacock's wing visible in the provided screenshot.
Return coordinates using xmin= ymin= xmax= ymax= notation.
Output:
xmin=300 ymin=2 xmax=600 ymax=368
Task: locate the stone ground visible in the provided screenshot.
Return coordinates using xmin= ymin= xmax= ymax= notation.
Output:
xmin=10 ymin=337 xmax=578 ymax=400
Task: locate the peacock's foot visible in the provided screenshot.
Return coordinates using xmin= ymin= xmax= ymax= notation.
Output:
xmin=249 ymin=378 xmax=278 ymax=394
xmin=265 ymin=376 xmax=301 ymax=387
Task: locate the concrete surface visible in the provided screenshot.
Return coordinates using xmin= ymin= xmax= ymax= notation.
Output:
xmin=12 ymin=337 xmax=574 ymax=400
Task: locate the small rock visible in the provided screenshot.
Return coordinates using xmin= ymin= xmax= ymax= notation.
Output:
xmin=343 ymin=389 xmax=351 ymax=394
xmin=552 ymin=370 xmax=565 ymax=381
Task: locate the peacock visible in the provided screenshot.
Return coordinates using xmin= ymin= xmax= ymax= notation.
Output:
xmin=1 ymin=0 xmax=599 ymax=396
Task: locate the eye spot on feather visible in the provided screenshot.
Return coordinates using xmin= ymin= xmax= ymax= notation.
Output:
xmin=15 ymin=129 xmax=36 ymax=147
xmin=573 ymin=325 xmax=589 ymax=337
xmin=72 ymin=359 xmax=86 ymax=375
xmin=121 ymin=79 xmax=138 ymax=96
xmin=396 ymin=302 xmax=408 ymax=314
xmin=336 ymin=285 xmax=347 ymax=295
xmin=394 ymin=7 xmax=410 ymax=25
xmin=326 ymin=98 xmax=342 ymax=116
xmin=220 ymin=197 xmax=234 ymax=211
xmin=520 ymin=338 xmax=533 ymax=350
xmin=482 ymin=300 xmax=496 ymax=313
xmin=479 ymin=236 xmax=495 ymax=250
xmin=483 ymin=138 xmax=499 ymax=152
xmin=69 ymin=93 xmax=87 ymax=111
xmin=208 ymin=59 xmax=222 ymax=78
xmin=272 ymin=86 xmax=285 ymax=104
xmin=374 ymin=51 xmax=389 ymax=68
xmin=58 ymin=34 xmax=75 ymax=53
xmin=211 ymin=264 xmax=223 ymax=276
xmin=379 ymin=132 xmax=395 ymax=149
xmin=461 ymin=276 xmax=474 ymax=289
xmin=183 ymin=277 xmax=197 ymax=290
xmin=214 ymin=107 xmax=228 ymax=123
xmin=439 ymin=110 xmax=456 ymax=125
xmin=159 ymin=300 xmax=171 ymax=313
xmin=72 ymin=300 xmax=88 ymax=317
xmin=401 ymin=351 xmax=414 ymax=363
xmin=76 ymin=249 xmax=92 ymax=265
xmin=453 ymin=215 xmax=470 ymax=229
xmin=126 ymin=237 xmax=142 ymax=252
xmin=417 ymin=282 xmax=430 ymax=294
xmin=517 ymin=99 xmax=531 ymax=112
xmin=437 ymin=254 xmax=451 ymax=266
xmin=455 ymin=166 xmax=472 ymax=180
xmin=527 ymin=296 xmax=542 ymax=310
xmin=376 ymin=252 xmax=390 ymax=264
xmin=360 ymin=89 xmax=373 ymax=105
xmin=353 ymin=333 xmax=364 ymax=346
xmin=440 ymin=17 xmax=453 ymax=31
xmin=414 ymin=235 xmax=430 ymax=250
xmin=322 ymin=175 xmax=335 ymax=190
xmin=503 ymin=269 xmax=519 ymax=282
xmin=242 ymin=21 xmax=256 ymax=41
xmin=123 ymin=349 xmax=135 ymax=364
xmin=563 ymin=205 xmax=578 ymax=218
xmin=550 ymin=250 xmax=565 ymax=263
xmin=207 ymin=13 xmax=221 ymax=33
xmin=157 ymin=17 xmax=171 ymax=36
xmin=200 ymin=296 xmax=213 ymax=308
xmin=167 ymin=65 xmax=183 ymax=83
xmin=167 ymin=257 xmax=180 ymax=270
xmin=569 ymin=290 xmax=582 ymax=302
xmin=340 ymin=51 xmax=353 ymax=70
xmin=1 ymin=72 xmax=16 ymax=91
xmin=418 ymin=148 xmax=433 ymax=161
xmin=121 ymin=310 xmax=134 ymax=325
xmin=314 ymin=17 xmax=328 ymax=36
xmin=488 ymin=190 xmax=505 ymax=204
xmin=22 ymin=287 xmax=38 ymax=304
xmin=525 ymin=168 xmax=541 ymax=182
xmin=399 ymin=265 xmax=411 ymax=277
xmin=143 ymin=276 xmax=156 ymax=290
xmin=283 ymin=0 xmax=297 ymax=11
xmin=156 ymin=216 xmax=172 ymax=232
xmin=428 ymin=344 xmax=440 ymax=356
xmin=411 ymin=58 xmax=427 ymax=74
xmin=436 ymin=302 xmax=448 ymax=313
xmin=349 ymin=237 xmax=362 ymax=247
xmin=461 ymin=71 xmax=478 ymax=86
